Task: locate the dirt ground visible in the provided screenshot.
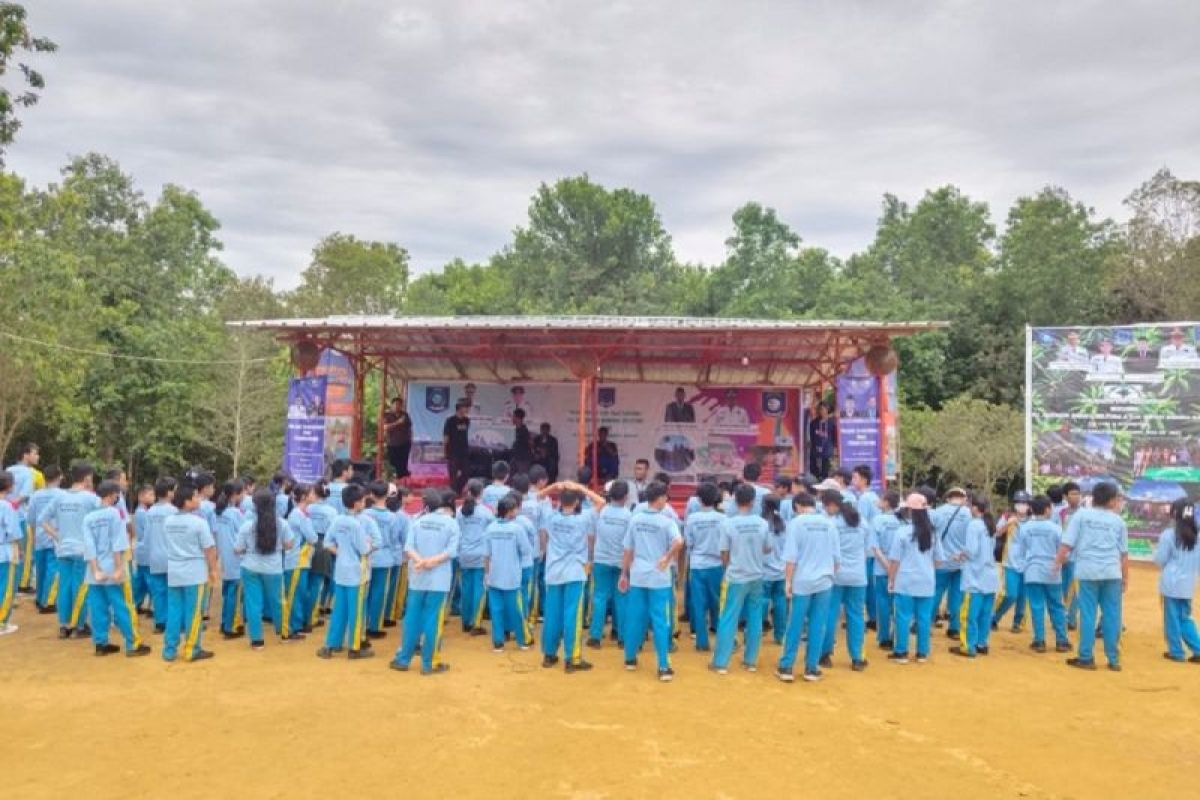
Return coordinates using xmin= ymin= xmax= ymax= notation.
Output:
xmin=3 ymin=561 xmax=1198 ymax=799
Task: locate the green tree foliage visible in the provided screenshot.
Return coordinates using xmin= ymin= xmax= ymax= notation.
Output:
xmin=900 ymin=396 xmax=1024 ymax=503
xmin=289 ymin=233 xmax=409 ymax=315
xmin=0 ymin=3 xmax=55 ymax=163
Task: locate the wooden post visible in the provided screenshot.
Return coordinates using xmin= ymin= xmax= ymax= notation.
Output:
xmin=375 ymin=356 xmax=388 ymax=480
xmin=351 ymin=341 xmax=365 ymax=462
xmin=877 ymin=370 xmax=889 ymax=491
xmin=577 ymin=376 xmax=588 ymax=474
xmin=590 ymin=373 xmax=600 ymax=488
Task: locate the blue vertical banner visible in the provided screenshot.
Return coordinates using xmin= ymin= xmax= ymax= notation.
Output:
xmin=836 ymin=357 xmax=897 ymax=490
xmin=284 ymin=375 xmax=328 ymax=483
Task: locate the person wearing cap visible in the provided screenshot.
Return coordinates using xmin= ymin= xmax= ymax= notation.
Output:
xmin=887 ymin=493 xmax=946 ymax=664
xmin=1056 ymin=481 xmax=1128 ymax=671
xmin=992 ymin=492 xmax=1032 ymax=632
xmin=931 ymin=488 xmax=970 ymax=640
xmin=1088 ymin=339 xmax=1124 ymax=376
xmin=1159 ymin=327 xmax=1199 ymax=365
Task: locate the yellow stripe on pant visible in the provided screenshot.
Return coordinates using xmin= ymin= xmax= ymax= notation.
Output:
xmin=47 ymin=572 xmax=59 ymax=606
xmin=392 ymin=564 xmax=408 ymax=621
xmin=572 ymin=588 xmax=584 ymax=663
xmin=352 ymin=583 xmax=367 ymax=649
xmin=20 ymin=522 xmax=34 ymax=587
xmin=233 ymin=583 xmax=244 ymax=631
xmin=664 ymin=597 xmax=673 ymax=668
xmin=718 ymin=580 xmax=728 ymax=615
xmin=515 ymin=592 xmax=533 ymax=645
xmin=472 ymin=588 xmax=486 ymax=629
xmin=69 ymin=582 xmax=90 ymax=629
xmin=284 ymin=569 xmax=307 ymax=638
xmin=122 ymin=575 xmax=143 ymax=648
xmin=432 ymin=596 xmax=448 ymax=667
xmin=183 ymin=588 xmax=205 ymax=661
xmin=0 ymin=562 xmax=16 ymax=621
xmin=958 ymin=594 xmax=970 ymax=649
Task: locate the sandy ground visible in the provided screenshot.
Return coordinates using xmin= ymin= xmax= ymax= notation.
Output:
xmin=3 ymin=561 xmax=1198 ymax=799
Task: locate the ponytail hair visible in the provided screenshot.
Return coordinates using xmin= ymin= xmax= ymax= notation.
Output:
xmin=214 ymin=480 xmax=242 ymax=516
xmin=840 ymin=500 xmax=861 ymax=528
xmin=1172 ymin=498 xmax=1197 ymax=551
xmin=762 ymin=495 xmax=785 ymax=535
xmin=462 ymin=478 xmax=484 ymax=517
xmin=911 ymin=508 xmax=933 ymax=553
xmin=252 ymin=488 xmax=278 ymax=555
xmin=970 ymin=494 xmax=997 ymax=537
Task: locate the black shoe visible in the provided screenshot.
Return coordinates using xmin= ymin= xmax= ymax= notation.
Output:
xmin=609 ymin=630 xmax=619 ymax=642
xmin=421 ymin=663 xmax=451 ymax=675
xmin=1055 ymin=642 xmax=1072 ymax=653
xmin=818 ymin=654 xmax=833 ymax=669
xmin=949 ymin=645 xmax=974 ymax=658
xmin=37 ymin=604 xmax=56 ymax=615
xmin=877 ymin=639 xmax=893 ymax=651
xmin=301 ymin=625 xmax=314 ymax=634
xmin=221 ymin=630 xmax=244 ymax=640
xmin=542 ymin=655 xmax=560 ymax=668
xmin=154 ymin=624 xmax=166 ymax=634
xmin=976 ymin=646 xmax=989 ymax=656
xmin=851 ymin=660 xmax=868 ymax=671
xmin=366 ymin=630 xmax=386 ymax=640
xmin=1066 ymin=657 xmax=1096 ymax=671
xmin=1030 ymin=641 xmax=1047 ymax=653
xmin=565 ymin=660 xmax=594 ymax=673
xmin=887 ymin=652 xmax=910 ymax=664
xmin=389 ymin=660 xmax=409 ymax=671
xmin=1189 ymin=656 xmax=1200 ymax=664
xmin=802 ymin=669 xmax=823 ymax=682
xmin=695 ymin=644 xmax=711 ymax=653
xmin=316 ymin=647 xmax=334 ymax=659
xmin=657 ymin=668 xmax=675 ymax=682
xmin=78 ymin=625 xmax=92 ymax=637
xmin=585 ymin=637 xmax=602 ymax=649
xmin=946 ymin=629 xmax=960 ymax=640
xmin=282 ymin=633 xmax=306 ymax=642
xmin=127 ymin=644 xmax=152 ymax=657
xmin=251 ymin=640 xmax=265 ymax=650
xmin=866 ymin=620 xmax=877 ymax=631
xmin=382 ymin=620 xmax=398 ymax=628
xmin=192 ymin=650 xmax=215 ymax=661
xmin=348 ymin=648 xmax=375 ymax=660
xmin=624 ymin=659 xmax=638 ymax=671
xmin=469 ymin=627 xmax=488 ymax=637
xmin=1067 ymin=621 xmax=1078 ymax=632
xmin=58 ymin=626 xmax=72 ymax=639
xmin=774 ymin=667 xmax=794 ymax=683
xmin=1107 ymin=663 xmax=1122 ymax=672
xmin=94 ymin=644 xmax=120 ymax=656
xmin=1164 ymin=652 xmax=1185 ymax=662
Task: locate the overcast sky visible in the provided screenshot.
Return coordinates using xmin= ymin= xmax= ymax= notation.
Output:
xmin=11 ymin=1 xmax=1199 ymax=287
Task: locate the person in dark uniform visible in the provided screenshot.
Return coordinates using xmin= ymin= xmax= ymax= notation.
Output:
xmin=533 ymin=422 xmax=560 ymax=482
xmin=664 ymin=387 xmax=696 ymax=423
xmin=443 ymin=401 xmax=471 ymax=492
xmin=808 ymin=402 xmax=835 ymax=480
xmin=510 ymin=409 xmax=533 ymax=474
xmin=382 ymin=397 xmax=413 ymax=479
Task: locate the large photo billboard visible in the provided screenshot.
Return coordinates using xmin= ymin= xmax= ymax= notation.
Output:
xmin=1027 ymin=323 xmax=1200 ymax=557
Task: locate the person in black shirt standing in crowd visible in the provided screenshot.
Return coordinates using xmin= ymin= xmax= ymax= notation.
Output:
xmin=382 ymin=397 xmax=413 ymax=480
xmin=808 ymin=401 xmax=835 ymax=480
xmin=510 ymin=409 xmax=533 ymax=474
xmin=443 ymin=401 xmax=471 ymax=492
xmin=533 ymin=422 xmax=560 ymax=482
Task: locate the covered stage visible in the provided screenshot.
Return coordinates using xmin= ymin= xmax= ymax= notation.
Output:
xmin=231 ymin=315 xmax=947 ymax=490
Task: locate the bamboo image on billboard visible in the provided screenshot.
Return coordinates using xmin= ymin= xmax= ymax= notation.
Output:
xmin=1027 ymin=323 xmax=1200 ymax=558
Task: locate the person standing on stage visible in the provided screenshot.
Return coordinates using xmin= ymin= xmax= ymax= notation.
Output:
xmin=382 ymin=397 xmax=413 ymax=481
xmin=510 ymin=409 xmax=533 ymax=475
xmin=808 ymin=402 xmax=835 ymax=480
xmin=532 ymin=423 xmax=560 ymax=482
xmin=443 ymin=401 xmax=472 ymax=493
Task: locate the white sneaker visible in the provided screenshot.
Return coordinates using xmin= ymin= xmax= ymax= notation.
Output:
xmin=0 ymin=623 xmax=18 ymax=636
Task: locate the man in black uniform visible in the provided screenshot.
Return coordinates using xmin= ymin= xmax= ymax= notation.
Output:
xmin=443 ymin=401 xmax=471 ymax=492
xmin=532 ymin=422 xmax=560 ymax=482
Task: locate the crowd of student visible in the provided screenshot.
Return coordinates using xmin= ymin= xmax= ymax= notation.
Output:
xmin=3 ymin=442 xmax=1199 ymax=682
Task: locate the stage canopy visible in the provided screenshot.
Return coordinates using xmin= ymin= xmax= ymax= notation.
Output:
xmin=230 ymin=314 xmax=948 ymax=483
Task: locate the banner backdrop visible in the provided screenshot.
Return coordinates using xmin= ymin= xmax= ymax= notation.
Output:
xmin=284 ymin=376 xmax=328 ymax=483
xmin=314 ymin=349 xmax=355 ymax=465
xmin=835 ymin=357 xmax=898 ymax=490
xmin=406 ymin=382 xmax=803 ymax=486
xmin=1028 ymin=323 xmax=1200 ymax=558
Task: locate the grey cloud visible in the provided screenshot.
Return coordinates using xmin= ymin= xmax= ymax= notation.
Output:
xmin=9 ymin=0 xmax=1199 ymax=287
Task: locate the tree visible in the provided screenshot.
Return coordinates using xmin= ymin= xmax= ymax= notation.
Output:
xmin=0 ymin=3 xmax=55 ymax=163
xmin=501 ymin=175 xmax=676 ymax=314
xmin=1107 ymin=168 xmax=1200 ymax=322
xmin=708 ymin=202 xmax=835 ymax=318
xmin=403 ymin=258 xmax=512 ymax=315
xmin=289 ymin=233 xmax=409 ymax=315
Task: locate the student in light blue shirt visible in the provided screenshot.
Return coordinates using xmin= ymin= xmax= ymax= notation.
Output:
xmin=392 ymin=488 xmax=460 ymax=675
xmin=930 ymin=488 xmax=970 ymax=640
xmin=306 ymin=482 xmax=339 ymax=624
xmin=820 ymin=489 xmax=871 ymax=671
xmin=542 ymin=481 xmax=604 ymax=673
xmin=684 ymin=482 xmax=727 ymax=652
xmin=383 ymin=491 xmax=410 ymax=629
xmin=0 ymin=472 xmax=23 ymax=634
xmin=850 ymin=466 xmax=881 ymax=629
xmin=1154 ymin=500 xmax=1200 ymax=662
xmin=317 ymin=484 xmax=374 ymax=660
xmin=711 ymin=484 xmax=771 ymax=674
xmin=326 ymin=459 xmax=353 ymax=515
xmin=362 ymin=481 xmax=396 ymax=640
xmin=513 ymin=473 xmax=544 ymax=622
xmin=212 ymin=481 xmax=245 ymax=638
xmin=234 ymin=489 xmax=295 ymax=650
xmin=43 ymin=462 xmax=100 ymax=638
xmin=1017 ymin=496 xmax=1071 ymax=653
xmin=6 ymin=446 xmax=38 ymax=593
xmin=455 ymin=479 xmax=493 ymax=635
xmin=949 ymin=495 xmax=1000 ymax=658
xmin=28 ymin=465 xmax=65 ymax=614
xmin=484 ymin=495 xmax=533 ymax=651
xmin=776 ymin=493 xmax=839 ymax=683
xmin=81 ymin=480 xmax=150 ymax=656
xmin=761 ymin=496 xmax=790 ymax=645
xmin=284 ymin=484 xmax=319 ymax=638
xmin=480 ymin=460 xmax=511 ymax=511
xmin=587 ymin=481 xmax=633 ymax=648
xmin=722 ymin=463 xmax=770 ymax=517
xmin=1058 ymin=481 xmax=1128 ymax=670
xmin=162 ymin=484 xmax=217 ymax=663
xmin=887 ymin=494 xmax=946 ymax=664
xmin=992 ymin=493 xmax=1031 ymax=632
xmin=619 ymin=481 xmax=683 ymax=681
xmin=868 ymin=491 xmax=902 ymax=650
xmin=143 ymin=477 xmax=178 ymax=632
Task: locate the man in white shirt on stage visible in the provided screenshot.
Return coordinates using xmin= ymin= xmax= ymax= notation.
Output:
xmin=1159 ymin=327 xmax=1199 ymax=366
xmin=1089 ymin=339 xmax=1124 ymax=376
xmin=1057 ymin=331 xmax=1089 ymax=364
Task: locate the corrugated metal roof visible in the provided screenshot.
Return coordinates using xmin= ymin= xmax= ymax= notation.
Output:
xmin=229 ymin=315 xmax=947 ymax=387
